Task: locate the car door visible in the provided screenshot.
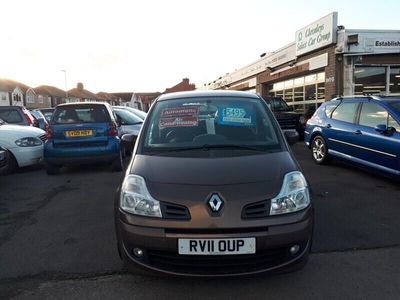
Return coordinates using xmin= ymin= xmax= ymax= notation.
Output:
xmin=325 ymin=100 xmax=360 ymax=157
xmin=351 ymin=101 xmax=400 ymax=174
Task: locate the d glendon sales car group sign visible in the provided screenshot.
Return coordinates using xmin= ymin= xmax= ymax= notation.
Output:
xmin=295 ymin=12 xmax=338 ymax=56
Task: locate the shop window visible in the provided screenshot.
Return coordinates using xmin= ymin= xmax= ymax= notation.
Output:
xmin=305 ymin=84 xmax=316 ymax=101
xmin=294 ymin=86 xmax=304 ymax=102
xmin=354 ymin=67 xmax=386 ymax=95
xmin=390 ymin=67 xmax=400 ymax=94
xmin=317 ymin=83 xmax=325 ymax=100
xmin=359 ymin=102 xmax=388 ymax=128
xmin=275 ymin=90 xmax=283 ymax=98
xmin=284 ymin=88 xmax=293 ymax=102
xmin=331 ymin=102 xmax=358 ymax=123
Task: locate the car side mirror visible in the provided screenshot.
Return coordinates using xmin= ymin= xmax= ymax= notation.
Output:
xmin=284 ymin=130 xmax=299 ymax=145
xmin=121 ymin=133 xmax=138 ymax=154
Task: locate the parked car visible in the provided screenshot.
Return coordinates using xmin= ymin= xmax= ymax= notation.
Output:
xmin=44 ymin=102 xmax=123 ymax=175
xmin=0 ymin=106 xmax=37 ymax=127
xmin=0 ymin=146 xmax=9 ymax=175
xmin=37 ymin=108 xmax=55 ymax=123
xmin=304 ymin=95 xmax=400 ymax=178
xmin=114 ymin=90 xmax=313 ymax=277
xmin=263 ymin=97 xmax=307 ymax=139
xmin=113 ymin=106 xmax=147 ymax=120
xmin=29 ymin=109 xmax=48 ymax=130
xmin=113 ymin=107 xmax=143 ymax=136
xmin=0 ymin=117 xmax=46 ymax=174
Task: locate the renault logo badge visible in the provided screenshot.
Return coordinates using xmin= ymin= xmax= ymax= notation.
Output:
xmin=208 ymin=194 xmax=223 ymax=212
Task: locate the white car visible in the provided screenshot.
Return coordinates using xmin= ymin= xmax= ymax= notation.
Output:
xmin=0 ymin=119 xmax=46 ymax=174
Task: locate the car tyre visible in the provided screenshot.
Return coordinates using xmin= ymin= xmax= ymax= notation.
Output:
xmin=311 ymin=135 xmax=329 ymax=164
xmin=46 ymin=162 xmax=60 ymax=175
xmin=0 ymin=151 xmax=17 ymax=175
xmin=112 ymin=150 xmax=124 ymax=172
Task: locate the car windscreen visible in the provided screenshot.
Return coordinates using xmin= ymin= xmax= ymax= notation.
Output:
xmin=0 ymin=109 xmax=24 ymax=124
xmin=387 ymin=100 xmax=400 ymax=114
xmin=114 ymin=109 xmax=143 ymax=125
xmin=139 ymin=96 xmax=283 ymax=157
xmin=52 ymin=105 xmax=111 ymax=124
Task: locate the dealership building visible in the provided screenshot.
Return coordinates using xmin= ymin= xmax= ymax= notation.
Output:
xmin=205 ymin=12 xmax=400 ymax=113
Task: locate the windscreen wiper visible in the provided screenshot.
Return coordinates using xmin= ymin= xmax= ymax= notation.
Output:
xmin=166 ymin=144 xmax=266 ymax=152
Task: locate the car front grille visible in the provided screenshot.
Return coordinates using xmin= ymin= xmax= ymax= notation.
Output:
xmin=242 ymin=200 xmax=270 ymax=219
xmin=146 ymin=247 xmax=291 ymax=275
xmin=160 ymin=202 xmax=190 ymax=220
xmin=38 ymin=134 xmax=47 ymax=142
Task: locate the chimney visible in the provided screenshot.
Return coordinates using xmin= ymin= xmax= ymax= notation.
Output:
xmin=183 ymin=78 xmax=189 ymax=84
xmin=77 ymin=82 xmax=84 ymax=91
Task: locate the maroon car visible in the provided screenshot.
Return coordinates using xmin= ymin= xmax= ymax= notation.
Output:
xmin=115 ymin=90 xmax=313 ymax=277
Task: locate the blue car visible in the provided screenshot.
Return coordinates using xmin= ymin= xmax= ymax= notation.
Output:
xmin=304 ymin=95 xmax=400 ymax=178
xmin=44 ymin=102 xmax=123 ymax=175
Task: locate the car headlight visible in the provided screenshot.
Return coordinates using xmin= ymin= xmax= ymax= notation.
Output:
xmin=270 ymin=171 xmax=310 ymax=215
xmin=120 ymin=175 xmax=162 ymax=218
xmin=15 ymin=137 xmax=42 ymax=147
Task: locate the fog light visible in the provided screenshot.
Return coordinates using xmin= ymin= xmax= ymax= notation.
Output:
xmin=133 ymin=248 xmax=144 ymax=257
xmin=289 ymin=244 xmax=300 ymax=255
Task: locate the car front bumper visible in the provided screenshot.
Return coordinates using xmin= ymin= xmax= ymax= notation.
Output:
xmin=10 ymin=145 xmax=44 ymax=168
xmin=116 ymin=206 xmax=313 ymax=277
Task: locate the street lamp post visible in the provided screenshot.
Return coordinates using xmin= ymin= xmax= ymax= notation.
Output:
xmin=61 ymin=70 xmax=68 ymax=100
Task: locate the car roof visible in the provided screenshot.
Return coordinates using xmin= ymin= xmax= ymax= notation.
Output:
xmin=56 ymin=102 xmax=110 ymax=107
xmin=157 ymin=90 xmax=261 ymax=102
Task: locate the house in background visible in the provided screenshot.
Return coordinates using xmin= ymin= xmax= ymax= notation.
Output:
xmin=35 ymin=85 xmax=67 ymax=107
xmin=131 ymin=92 xmax=160 ymax=111
xmin=67 ymin=82 xmax=99 ymax=102
xmin=163 ymin=78 xmax=195 ymax=94
xmin=25 ymin=88 xmax=39 ymax=108
xmin=97 ymin=92 xmax=120 ymax=106
xmin=0 ymin=79 xmax=30 ymax=106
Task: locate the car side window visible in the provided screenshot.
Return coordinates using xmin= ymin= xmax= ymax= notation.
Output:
xmin=388 ymin=115 xmax=400 ymax=132
xmin=324 ymin=102 xmax=340 ymax=118
xmin=359 ymin=102 xmax=388 ymax=128
xmin=331 ymin=102 xmax=358 ymax=123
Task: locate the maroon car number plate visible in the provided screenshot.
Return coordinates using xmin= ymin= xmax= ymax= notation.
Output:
xmin=178 ymin=238 xmax=256 ymax=255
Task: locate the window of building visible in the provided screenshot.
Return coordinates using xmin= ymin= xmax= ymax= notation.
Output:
xmin=38 ymin=95 xmax=44 ymax=103
xmin=317 ymin=82 xmax=325 ymax=100
xmin=27 ymin=95 xmax=34 ymax=103
xmin=354 ymin=66 xmax=387 ymax=95
xmin=1 ymin=93 xmax=6 ymax=101
xmin=390 ymin=67 xmax=400 ymax=94
xmin=359 ymin=102 xmax=388 ymax=128
xmin=331 ymin=102 xmax=358 ymax=123
xmin=294 ymin=86 xmax=304 ymax=102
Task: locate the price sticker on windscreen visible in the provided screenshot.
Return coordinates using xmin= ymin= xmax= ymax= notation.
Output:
xmin=218 ymin=104 xmax=255 ymax=127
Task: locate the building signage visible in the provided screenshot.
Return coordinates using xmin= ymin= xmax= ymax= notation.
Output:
xmin=374 ymin=39 xmax=400 ymax=48
xmin=295 ymin=12 xmax=338 ymax=56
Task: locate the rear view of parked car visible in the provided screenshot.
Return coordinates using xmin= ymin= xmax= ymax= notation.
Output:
xmin=305 ymin=95 xmax=400 ymax=178
xmin=115 ymin=90 xmax=313 ymax=277
xmin=30 ymin=110 xmax=48 ymax=130
xmin=0 ymin=106 xmax=37 ymax=127
xmin=44 ymin=102 xmax=123 ymax=175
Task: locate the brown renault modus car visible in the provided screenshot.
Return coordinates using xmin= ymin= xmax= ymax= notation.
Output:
xmin=114 ymin=90 xmax=313 ymax=277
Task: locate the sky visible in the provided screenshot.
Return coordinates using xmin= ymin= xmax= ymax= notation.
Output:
xmin=1 ymin=0 xmax=399 ymax=93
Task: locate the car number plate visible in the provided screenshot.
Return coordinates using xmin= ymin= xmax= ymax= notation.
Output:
xmin=65 ymin=130 xmax=93 ymax=137
xmin=178 ymin=238 xmax=256 ymax=255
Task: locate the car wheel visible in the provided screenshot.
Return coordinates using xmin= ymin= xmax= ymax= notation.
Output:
xmin=311 ymin=135 xmax=329 ymax=164
xmin=112 ymin=150 xmax=124 ymax=172
xmin=45 ymin=163 xmax=60 ymax=175
xmin=0 ymin=151 xmax=18 ymax=175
